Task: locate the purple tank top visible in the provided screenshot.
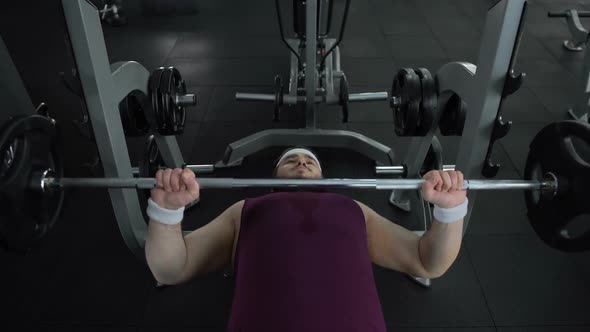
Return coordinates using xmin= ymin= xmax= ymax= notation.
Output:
xmin=226 ymin=191 xmax=386 ymax=332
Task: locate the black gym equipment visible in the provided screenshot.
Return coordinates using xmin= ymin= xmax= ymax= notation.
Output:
xmin=391 ymin=68 xmax=438 ymax=136
xmin=525 ymin=120 xmax=590 ymax=252
xmin=0 ymin=115 xmax=65 ymax=252
xmin=391 ymin=68 xmax=421 ymax=136
xmin=147 ymin=67 xmax=194 ymax=136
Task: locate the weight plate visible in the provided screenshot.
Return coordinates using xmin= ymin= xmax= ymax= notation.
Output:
xmin=148 ymin=68 xmax=165 ymax=134
xmin=392 ymin=68 xmax=421 ymax=136
xmin=413 ymin=68 xmax=437 ymax=136
xmin=158 ymin=67 xmax=174 ymax=135
xmin=170 ymin=67 xmax=187 ymax=134
xmin=524 ymin=120 xmax=590 ymax=252
xmin=0 ymin=115 xmax=64 ymax=252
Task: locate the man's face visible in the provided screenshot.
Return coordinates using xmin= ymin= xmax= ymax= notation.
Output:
xmin=275 ymin=153 xmax=323 ymax=179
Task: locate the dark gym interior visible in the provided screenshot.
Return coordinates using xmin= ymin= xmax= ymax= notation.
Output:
xmin=1 ymin=0 xmax=590 ymax=331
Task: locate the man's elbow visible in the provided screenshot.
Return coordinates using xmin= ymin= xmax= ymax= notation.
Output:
xmin=421 ymin=258 xmax=458 ymax=279
xmin=149 ymin=268 xmax=183 ymax=286
xmin=424 ymin=268 xmax=447 ymax=279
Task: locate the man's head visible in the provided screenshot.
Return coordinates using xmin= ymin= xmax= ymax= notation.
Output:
xmin=272 ymin=146 xmax=323 ymax=179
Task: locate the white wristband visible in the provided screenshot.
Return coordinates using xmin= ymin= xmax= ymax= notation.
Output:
xmin=433 ymin=198 xmax=469 ymax=224
xmin=147 ymin=198 xmax=185 ymax=225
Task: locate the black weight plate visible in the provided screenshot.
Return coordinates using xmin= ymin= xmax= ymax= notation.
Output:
xmin=413 ymin=68 xmax=437 ymax=136
xmin=149 ymin=68 xmax=165 ymax=134
xmin=0 ymin=115 xmax=64 ymax=252
xmin=392 ymin=68 xmax=421 ymax=136
xmin=170 ymin=67 xmax=187 ymax=134
xmin=524 ymin=120 xmax=590 ymax=252
xmin=158 ymin=67 xmax=174 ymax=135
xmin=168 ymin=68 xmax=180 ymax=132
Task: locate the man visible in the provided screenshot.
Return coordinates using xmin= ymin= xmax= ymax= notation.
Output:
xmin=145 ymin=146 xmax=467 ymax=332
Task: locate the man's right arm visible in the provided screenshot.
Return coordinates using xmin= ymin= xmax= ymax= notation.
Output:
xmin=145 ymin=200 xmax=243 ymax=285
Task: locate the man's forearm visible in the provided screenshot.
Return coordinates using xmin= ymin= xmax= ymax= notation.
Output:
xmin=145 ymin=220 xmax=188 ymax=285
xmin=418 ymin=218 xmax=464 ymax=278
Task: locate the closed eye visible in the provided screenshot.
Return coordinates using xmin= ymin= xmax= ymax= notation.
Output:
xmin=284 ymin=156 xmax=316 ymax=165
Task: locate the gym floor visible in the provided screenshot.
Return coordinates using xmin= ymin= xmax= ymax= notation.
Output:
xmin=2 ymin=0 xmax=590 ymax=331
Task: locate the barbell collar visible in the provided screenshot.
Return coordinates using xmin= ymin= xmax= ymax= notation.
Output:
xmin=174 ymin=94 xmax=197 ymax=107
xmin=348 ymin=92 xmax=388 ymax=102
xmin=376 ymin=165 xmax=456 ymax=175
xmin=235 ymin=92 xmax=275 ymax=102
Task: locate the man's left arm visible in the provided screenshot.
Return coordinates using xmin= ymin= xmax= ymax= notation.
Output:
xmin=359 ymin=202 xmax=464 ymax=279
xmin=359 ymin=170 xmax=467 ymax=279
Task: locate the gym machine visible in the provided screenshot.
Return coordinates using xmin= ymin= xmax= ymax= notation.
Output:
xmin=548 ymin=10 xmax=590 ymax=123
xmin=381 ymin=0 xmax=528 ymax=286
xmin=387 ymin=0 xmax=527 ymax=218
xmin=219 ymin=0 xmax=394 ymax=169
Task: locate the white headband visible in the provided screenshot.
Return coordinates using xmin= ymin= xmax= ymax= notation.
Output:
xmin=276 ymin=148 xmax=322 ymax=171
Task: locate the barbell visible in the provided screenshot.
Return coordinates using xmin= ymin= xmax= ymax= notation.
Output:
xmin=40 ymin=172 xmax=556 ymax=191
xmin=1 ymin=115 xmax=589 ymax=253
xmin=132 ymin=164 xmax=456 ymax=177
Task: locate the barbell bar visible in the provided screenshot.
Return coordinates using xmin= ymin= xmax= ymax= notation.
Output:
xmin=129 ymin=164 xmax=455 ymax=177
xmin=39 ymin=169 xmax=558 ymax=192
xmin=131 ymin=164 xmax=215 ymax=176
xmin=235 ymin=92 xmax=388 ymax=104
xmin=547 ymin=11 xmax=590 ymax=18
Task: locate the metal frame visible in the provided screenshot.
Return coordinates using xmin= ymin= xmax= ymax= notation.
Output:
xmin=61 ymin=0 xmax=188 ymax=260
xmin=231 ymin=0 xmax=391 ymax=168
xmin=386 ymin=0 xmax=527 ymax=287
xmin=389 ymin=0 xmax=527 ymax=233
xmin=216 ymin=128 xmax=395 ymax=167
